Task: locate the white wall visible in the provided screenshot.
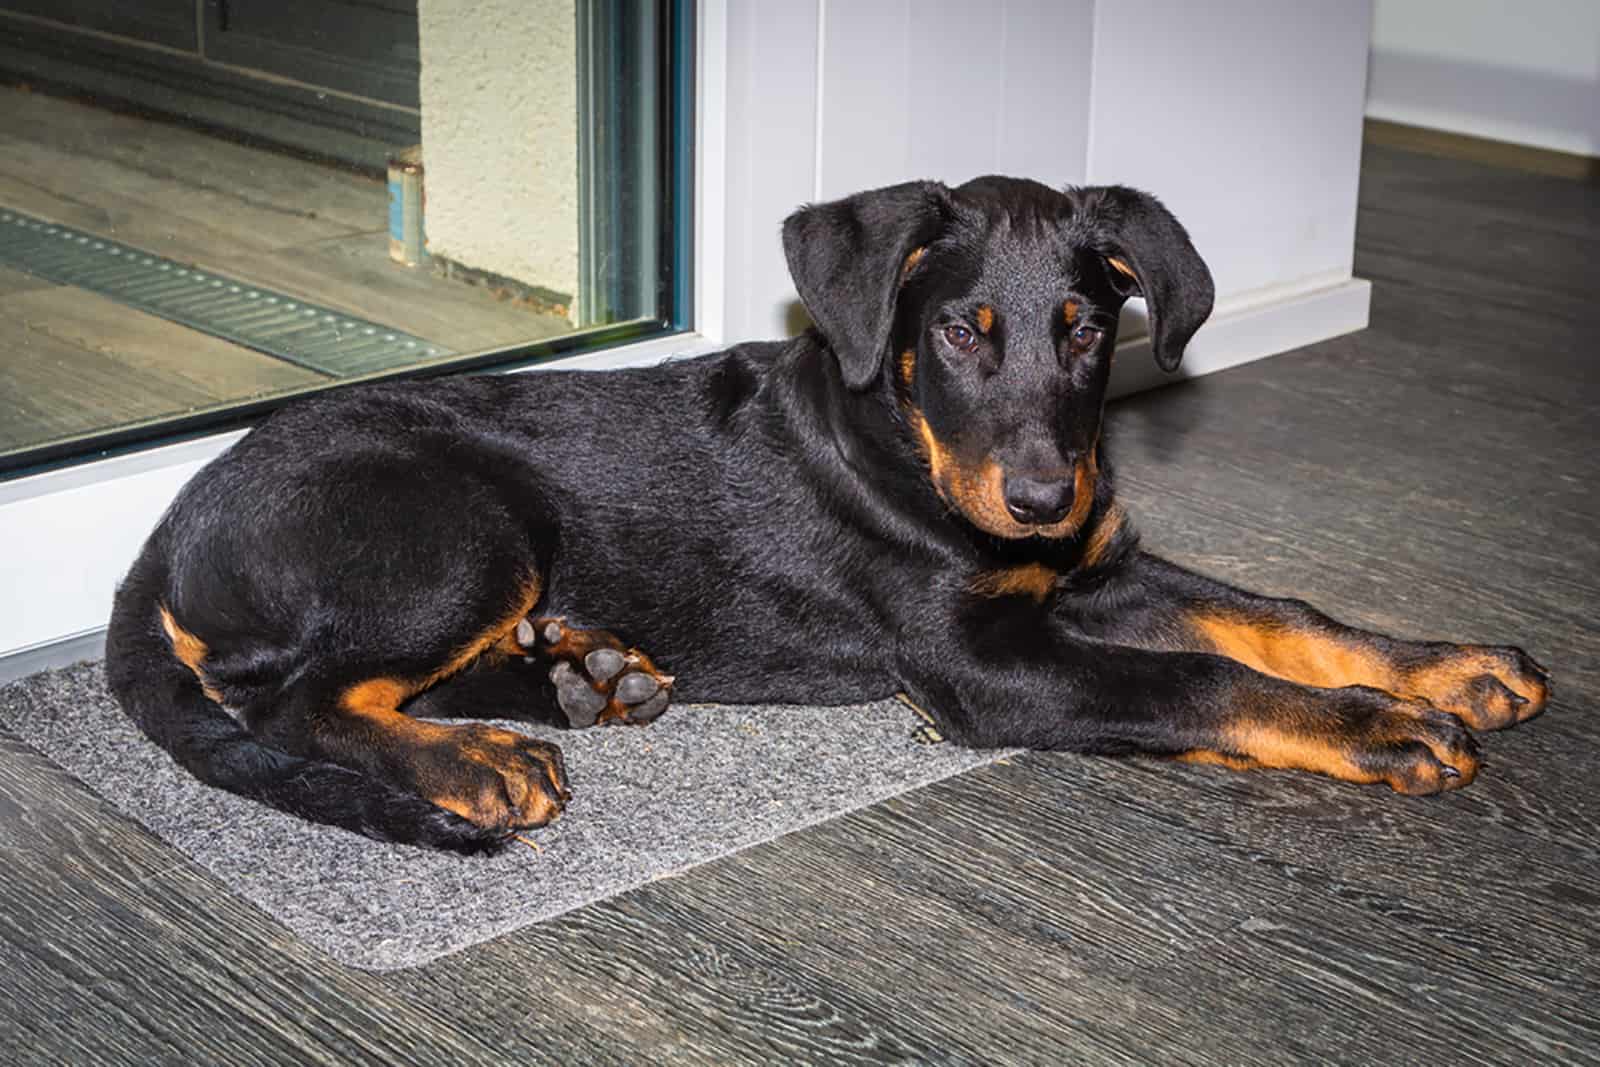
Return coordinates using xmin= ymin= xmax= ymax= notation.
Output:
xmin=0 ymin=437 xmax=239 ymax=666
xmin=718 ymin=0 xmax=1373 ymax=345
xmin=721 ymin=0 xmax=1094 ymax=343
xmin=1367 ymin=0 xmax=1600 ymax=156
xmin=417 ymin=0 xmax=580 ymax=318
xmin=1089 ymin=0 xmax=1371 ymax=297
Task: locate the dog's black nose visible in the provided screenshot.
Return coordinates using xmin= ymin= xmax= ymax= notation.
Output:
xmin=1003 ymin=474 xmax=1074 ymax=526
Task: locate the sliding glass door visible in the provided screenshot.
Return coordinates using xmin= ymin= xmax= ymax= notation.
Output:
xmin=0 ymin=0 xmax=693 ymax=474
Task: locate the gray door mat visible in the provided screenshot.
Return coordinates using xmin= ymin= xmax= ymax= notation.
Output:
xmin=0 ymin=207 xmax=451 ymax=376
xmin=0 ymin=661 xmax=1009 ymax=971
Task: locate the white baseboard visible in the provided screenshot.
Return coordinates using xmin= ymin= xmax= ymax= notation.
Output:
xmin=1109 ymin=275 xmax=1372 ymax=398
xmin=0 ymin=629 xmax=106 ymax=686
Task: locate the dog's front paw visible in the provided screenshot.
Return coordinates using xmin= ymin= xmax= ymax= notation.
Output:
xmin=1220 ymin=687 xmax=1483 ymax=795
xmin=1336 ymin=690 xmax=1483 ymax=794
xmin=516 ymin=616 xmax=674 ymax=728
xmin=1397 ymin=644 xmax=1549 ymax=731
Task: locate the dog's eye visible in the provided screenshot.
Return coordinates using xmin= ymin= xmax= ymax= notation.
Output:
xmin=943 ymin=324 xmax=978 ymax=353
xmin=1069 ymin=324 xmax=1103 ymax=354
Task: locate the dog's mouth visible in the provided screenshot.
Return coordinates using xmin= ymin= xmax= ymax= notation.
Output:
xmin=908 ymin=413 xmax=1096 ymax=540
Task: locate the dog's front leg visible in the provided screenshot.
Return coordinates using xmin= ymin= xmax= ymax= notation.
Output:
xmin=1101 ymin=553 xmax=1550 ymax=733
xmin=896 ymin=606 xmax=1482 ymax=794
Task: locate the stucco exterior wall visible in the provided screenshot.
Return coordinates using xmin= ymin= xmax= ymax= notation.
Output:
xmin=417 ymin=0 xmax=579 ymax=321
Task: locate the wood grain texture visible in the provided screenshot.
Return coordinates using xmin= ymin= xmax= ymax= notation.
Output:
xmin=1365 ymin=118 xmax=1600 ymax=186
xmin=0 ymin=133 xmax=363 ymax=252
xmin=0 ymin=168 xmax=567 ymax=356
xmin=0 ymin=312 xmax=218 ymax=452
xmin=0 ymin=84 xmax=391 ymax=235
xmin=0 ymin=731 xmax=607 ymax=1067
xmin=0 ymin=291 xmax=324 ymax=452
xmin=5 ymin=286 xmax=327 ymax=397
xmin=0 ymin=86 xmax=575 ymax=458
xmin=0 ymin=263 xmax=54 ymax=297
xmin=1 ymin=146 xmax=1596 ymax=1064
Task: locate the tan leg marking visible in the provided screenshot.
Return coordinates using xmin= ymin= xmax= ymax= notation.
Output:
xmin=1181 ymin=692 xmax=1478 ymax=795
xmin=334 ymin=575 xmax=563 ymax=828
xmin=1174 ymin=749 xmax=1260 ymax=771
xmin=1189 ymin=613 xmax=1547 ymax=731
xmin=158 ymin=605 xmax=225 ymax=703
xmin=1190 ymin=614 xmax=1392 ymax=692
xmin=338 ymin=681 xmax=567 ymax=828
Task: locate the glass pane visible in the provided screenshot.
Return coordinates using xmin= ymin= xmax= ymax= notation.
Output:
xmin=0 ymin=0 xmax=686 ymax=473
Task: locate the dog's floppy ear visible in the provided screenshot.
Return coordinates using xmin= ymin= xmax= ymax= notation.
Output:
xmin=782 ymin=180 xmax=951 ymax=389
xmin=1068 ymin=185 xmax=1214 ymax=372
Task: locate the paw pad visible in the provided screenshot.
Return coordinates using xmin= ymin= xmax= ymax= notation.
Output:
xmin=521 ymin=616 xmax=675 ymax=729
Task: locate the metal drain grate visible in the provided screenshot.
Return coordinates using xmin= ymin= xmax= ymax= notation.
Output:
xmin=0 ymin=208 xmax=454 ymax=377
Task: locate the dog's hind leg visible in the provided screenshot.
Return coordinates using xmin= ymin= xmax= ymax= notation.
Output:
xmin=259 ymin=674 xmax=571 ymax=834
xmin=402 ymin=665 xmax=566 ymax=727
xmin=227 ymin=574 xmax=574 ymax=836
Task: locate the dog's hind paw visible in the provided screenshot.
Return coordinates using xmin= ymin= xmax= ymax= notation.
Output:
xmin=518 ymin=616 xmax=674 ymax=729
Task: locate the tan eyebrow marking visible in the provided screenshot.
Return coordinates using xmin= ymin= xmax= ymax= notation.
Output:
xmin=901 ymin=246 xmax=927 ymax=279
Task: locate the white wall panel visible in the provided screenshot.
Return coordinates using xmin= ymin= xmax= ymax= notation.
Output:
xmin=722 ymin=0 xmax=1097 ymax=340
xmin=817 ymin=0 xmax=913 ymax=196
xmin=1087 ymin=0 xmax=1371 ymax=299
xmin=719 ymin=0 xmax=820 ymax=343
xmin=718 ymin=0 xmax=1367 ymax=341
xmin=820 ymin=0 xmax=1094 ymax=195
xmin=1367 ymin=0 xmax=1600 ymax=156
xmin=993 ymin=2 xmax=1095 ymax=186
xmin=0 ymin=439 xmax=238 ymax=660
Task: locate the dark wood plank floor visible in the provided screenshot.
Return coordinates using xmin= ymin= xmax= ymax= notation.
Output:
xmin=2 ymin=145 xmax=1596 ymax=1066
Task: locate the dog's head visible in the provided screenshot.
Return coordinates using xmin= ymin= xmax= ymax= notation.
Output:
xmin=783 ymin=177 xmax=1212 ymax=540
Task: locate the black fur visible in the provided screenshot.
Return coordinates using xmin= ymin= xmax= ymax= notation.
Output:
xmin=105 ymin=175 xmax=1545 ymax=853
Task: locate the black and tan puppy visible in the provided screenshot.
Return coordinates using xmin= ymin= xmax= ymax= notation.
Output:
xmin=106 ymin=177 xmax=1549 ymax=854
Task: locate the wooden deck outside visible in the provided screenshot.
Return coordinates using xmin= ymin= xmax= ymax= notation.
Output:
xmin=0 ymin=87 xmax=573 ymax=457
